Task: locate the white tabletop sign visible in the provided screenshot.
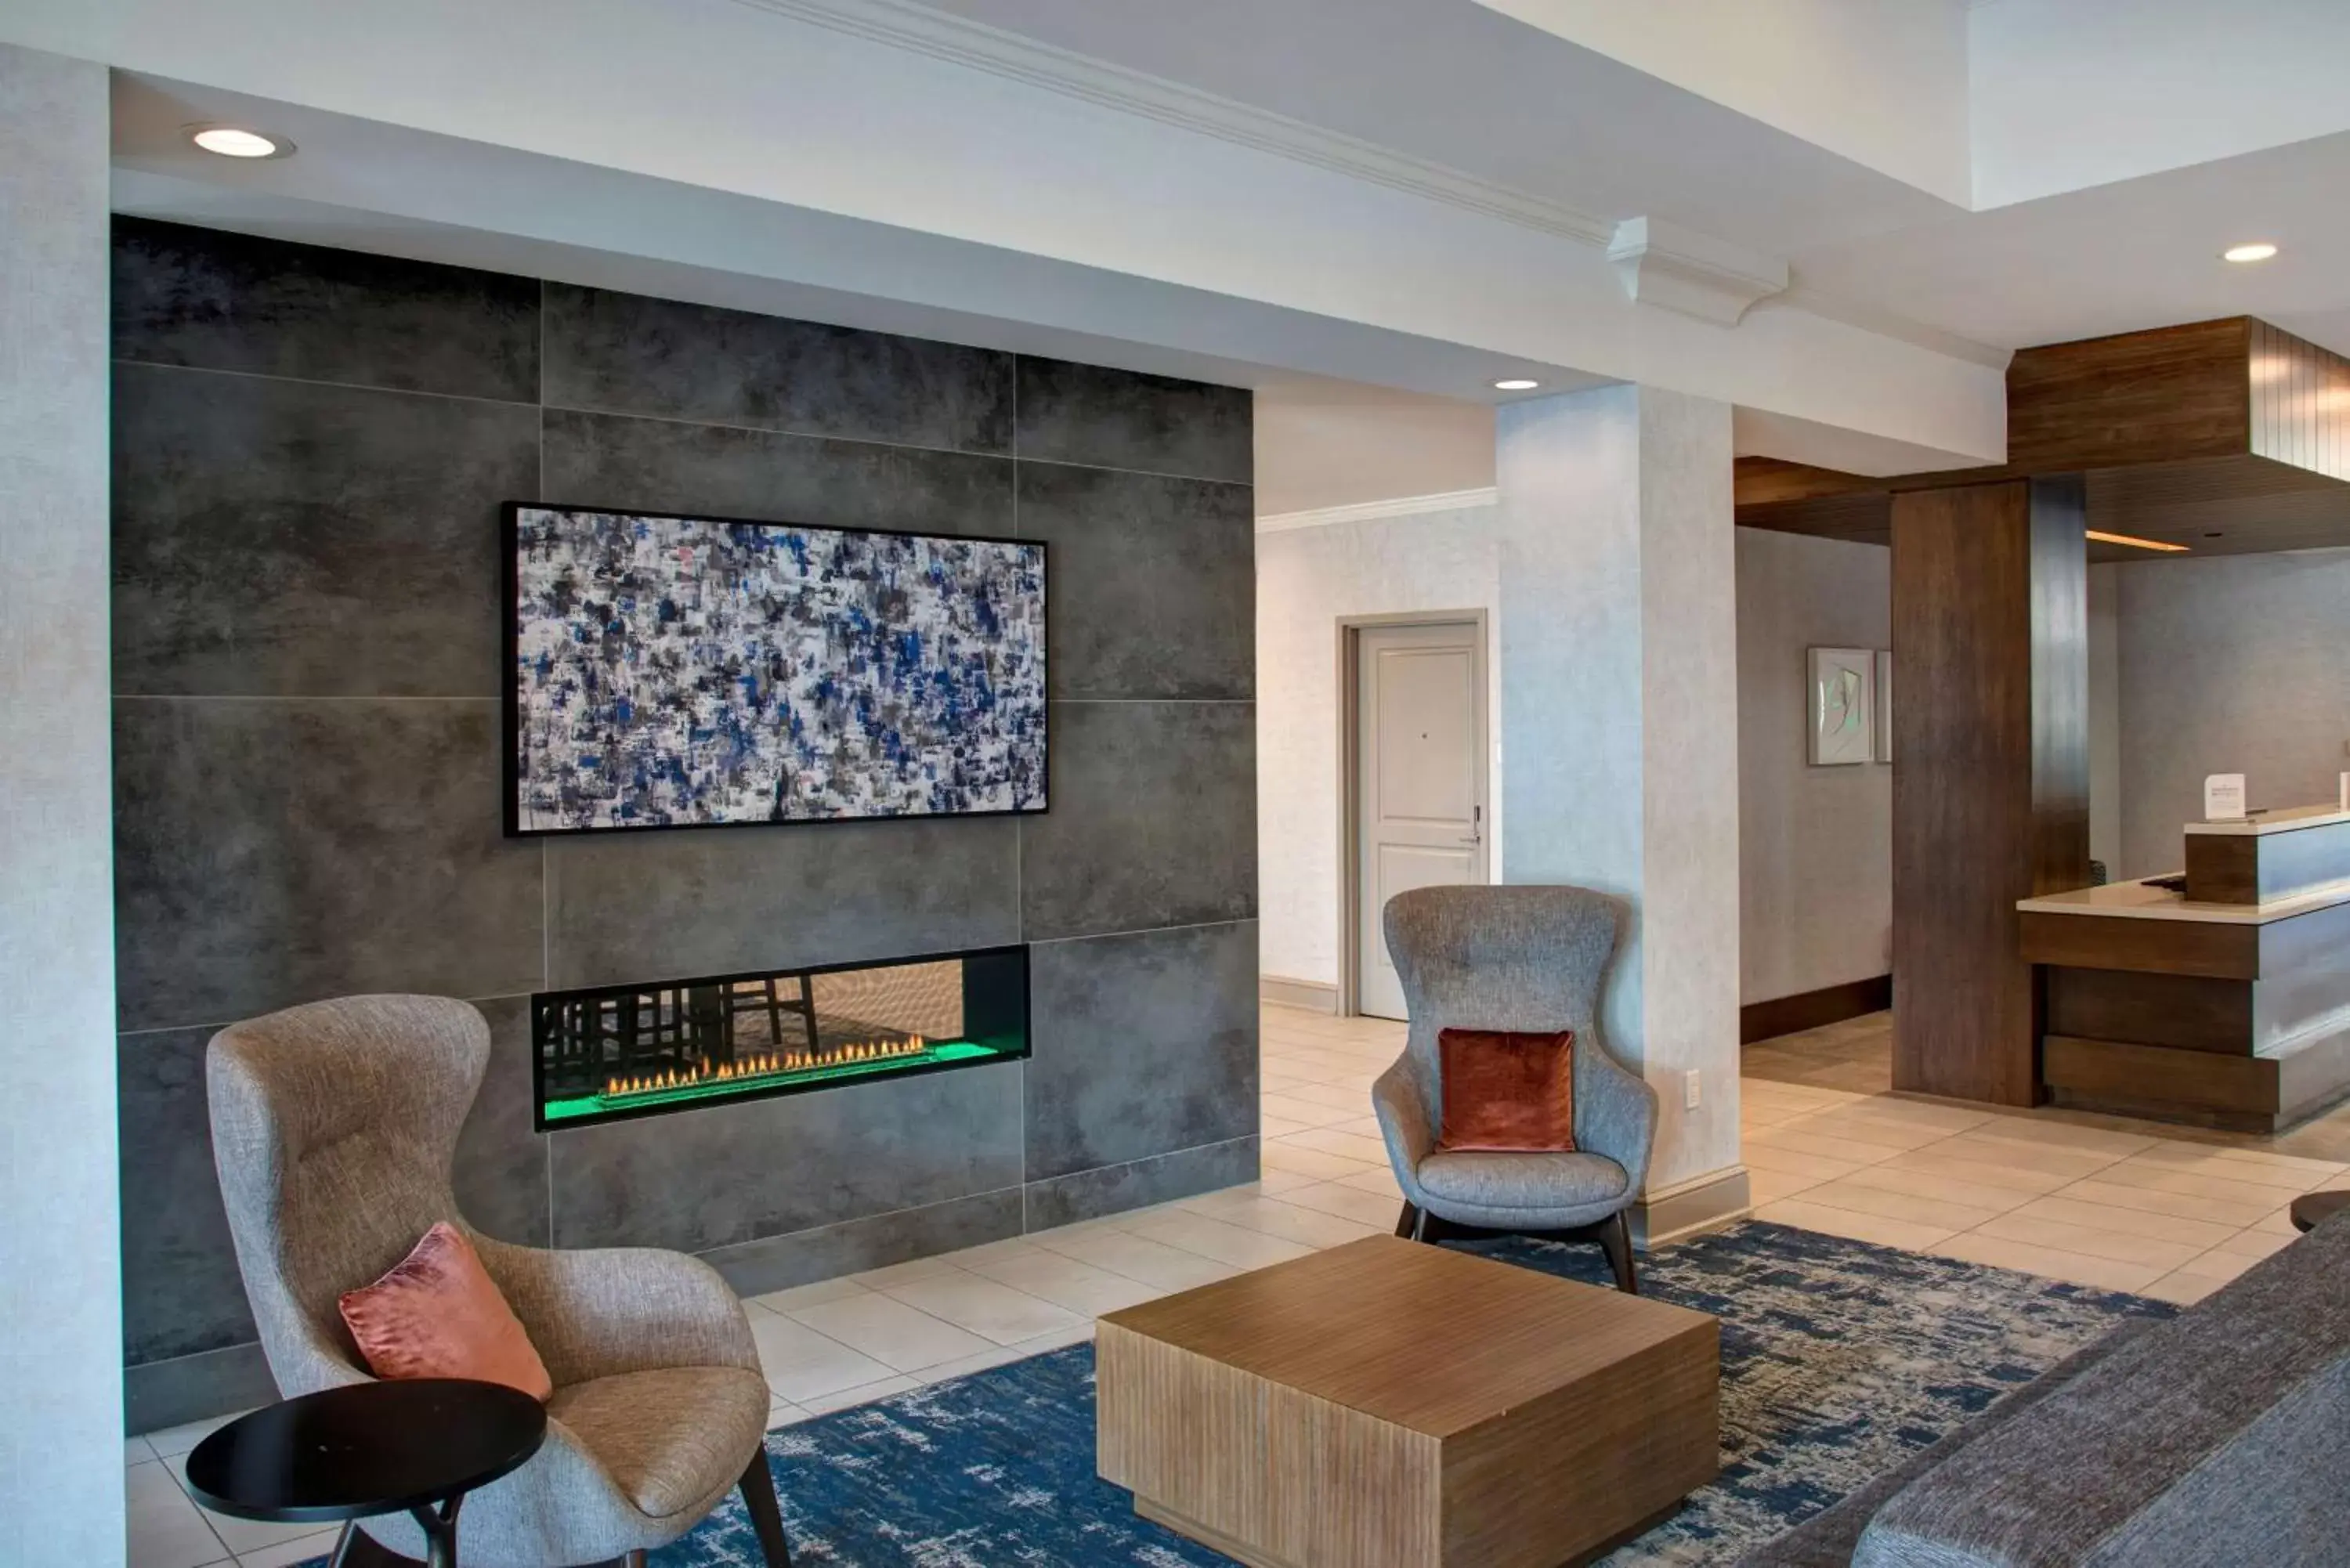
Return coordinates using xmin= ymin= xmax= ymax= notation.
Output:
xmin=2204 ymin=773 xmax=2247 ymax=821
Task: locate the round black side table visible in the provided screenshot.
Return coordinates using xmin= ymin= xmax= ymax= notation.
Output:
xmin=184 ymin=1378 xmax=547 ymax=1568
xmin=2289 ymin=1190 xmax=2350 ymax=1234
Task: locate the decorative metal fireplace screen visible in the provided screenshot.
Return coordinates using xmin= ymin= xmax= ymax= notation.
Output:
xmin=533 ymin=945 xmax=1029 ymax=1129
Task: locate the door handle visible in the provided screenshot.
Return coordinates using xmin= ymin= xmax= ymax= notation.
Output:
xmin=1457 ymin=835 xmax=1482 ymax=845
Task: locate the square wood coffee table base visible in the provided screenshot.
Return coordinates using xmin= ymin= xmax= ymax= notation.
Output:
xmin=1098 ymin=1236 xmax=1719 ymax=1568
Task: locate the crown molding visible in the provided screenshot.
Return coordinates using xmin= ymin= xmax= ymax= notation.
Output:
xmin=725 ymin=0 xmax=1615 ymax=245
xmin=724 ymin=0 xmax=2005 ymax=369
xmin=1256 ymin=486 xmax=1499 ymax=534
xmin=1606 ymin=216 xmax=1788 ymax=326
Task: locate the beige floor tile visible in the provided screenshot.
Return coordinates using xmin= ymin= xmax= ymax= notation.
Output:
xmin=142 ymin=1413 xmax=241 ymax=1461
xmin=785 ymin=1294 xmax=996 ymax=1375
xmin=1029 ymin=1227 xmax=1242 ymax=1291
xmin=1278 ymin=1080 xmax=1380 ymax=1112
xmin=960 ymin=1245 xmax=1164 ymax=1315
xmin=1841 ymin=1162 xmax=2038 ymax=1215
xmin=1744 ymin=1125 xmax=1915 ymax=1165
xmin=126 ymin=1436 xmax=156 ymax=1467
xmin=1752 ymin=1198 xmax=1956 ymax=1252
xmin=1794 ymin=1180 xmax=2005 ymax=1233
xmin=1335 ymin=1165 xmax=1404 ymax=1198
xmin=1963 ymin=1118 xmax=2157 ymax=1159
xmin=2127 ymin=1144 xmax=2345 ymax=1190
xmin=1257 ymin=1093 xmax=1356 ymax=1129
xmin=1253 ymin=1165 xmax=1322 ymax=1194
xmin=2003 ymin=1194 xmax=2241 ymax=1250
xmin=126 ymin=1458 xmax=226 ymax=1568
xmin=1927 ymin=1134 xmax=2128 ymax=1180
xmin=880 ymin=1271 xmax=1085 ymax=1347
xmin=2166 ymin=1245 xmax=2263 ymax=1284
xmin=2138 ymin=1270 xmax=2225 ymax=1306
xmin=796 ymin=1375 xmax=920 ymax=1415
xmin=1741 ymin=1142 xmax=1872 ymax=1182
xmin=1277 ymin=1126 xmax=1393 ymax=1165
xmin=233 ymin=1529 xmax=342 ymax=1568
xmin=1925 ymin=1231 xmax=2164 ymax=1294
xmin=1274 ymin=1180 xmax=1409 ymax=1227
xmin=1260 ymin=1140 xmax=1378 ymax=1180
xmin=1972 ymin=1212 xmax=2205 ymax=1271
xmin=747 ymin=1276 xmax=870 ymax=1314
xmin=2209 ymin=1225 xmax=2299 ymax=1260
xmin=161 ymin=1450 xmax=327 ymax=1555
xmin=907 ymin=1342 xmax=1035 ymax=1386
xmin=1258 ymin=1115 xmax=1316 ymax=1139
xmin=2081 ymin=1158 xmax=2316 ymax=1209
xmin=747 ymin=1309 xmax=898 ymax=1403
xmin=1179 ymin=1191 xmax=1387 ymax=1248
xmin=2048 ymin=1176 xmax=2280 ymax=1230
xmin=1126 ymin=1211 xmax=1317 ymax=1269
xmin=768 ymin=1400 xmax=819 ymax=1428
xmin=1874 ymin=1147 xmax=2081 ymax=1195
xmin=1259 ymin=1072 xmax=1319 ymax=1096
xmin=1000 ymin=1319 xmax=1097 ymax=1355
xmin=1744 ymin=1165 xmax=1825 ymax=1205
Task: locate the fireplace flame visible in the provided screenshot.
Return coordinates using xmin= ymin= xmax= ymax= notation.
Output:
xmin=602 ymin=1033 xmax=929 ymax=1100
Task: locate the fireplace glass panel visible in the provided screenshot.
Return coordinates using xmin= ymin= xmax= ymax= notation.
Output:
xmin=533 ymin=945 xmax=1028 ymax=1129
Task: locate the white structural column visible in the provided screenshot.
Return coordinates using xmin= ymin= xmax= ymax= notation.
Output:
xmin=0 ymin=43 xmax=124 ymax=1565
xmin=1495 ymin=385 xmax=1745 ymax=1243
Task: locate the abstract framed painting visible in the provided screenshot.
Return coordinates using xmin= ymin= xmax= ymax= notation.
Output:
xmin=1806 ymin=645 xmax=1874 ymax=766
xmin=504 ymin=504 xmax=1047 ymax=836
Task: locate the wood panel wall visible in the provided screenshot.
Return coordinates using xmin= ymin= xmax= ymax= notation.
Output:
xmin=1890 ymin=479 xmax=2089 ymax=1104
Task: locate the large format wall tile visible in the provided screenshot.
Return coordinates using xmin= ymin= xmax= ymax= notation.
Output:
xmin=548 ymin=1060 xmax=1024 ymax=1253
xmin=118 ymin=1027 xmax=254 ymax=1366
xmin=544 ymin=284 xmax=1013 ymax=454
xmin=454 ymin=996 xmax=552 ymax=1248
xmin=1017 ymin=463 xmax=1253 ymax=700
xmin=1023 ymin=1136 xmax=1260 ymax=1230
xmin=700 ymin=1190 xmax=1023 ymax=1299
xmin=544 ymin=816 xmax=1020 ymax=990
xmin=112 ymin=364 xmax=538 ymax=698
xmin=1014 ymin=357 xmax=1253 ymax=484
xmin=114 ymin=699 xmax=544 ymax=1032
xmin=1025 ymin=921 xmax=1260 ymax=1181
xmin=540 ymin=408 xmax=1013 ymax=537
xmin=1019 ymin=701 xmax=1257 ymax=941
xmin=111 ymin=217 xmax=539 ymax=403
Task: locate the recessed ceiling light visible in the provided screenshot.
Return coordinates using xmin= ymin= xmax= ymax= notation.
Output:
xmin=189 ymin=125 xmax=292 ymax=159
xmin=1493 ymin=378 xmax=1541 ymax=392
xmin=2222 ymin=242 xmax=2278 ymax=264
xmin=2086 ymin=529 xmax=2189 ymax=554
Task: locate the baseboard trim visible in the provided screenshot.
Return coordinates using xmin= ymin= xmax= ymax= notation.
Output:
xmin=1632 ymin=1167 xmax=1752 ymax=1251
xmin=1741 ymin=974 xmax=1891 ymax=1045
xmin=1260 ymin=974 xmax=1340 ymax=1014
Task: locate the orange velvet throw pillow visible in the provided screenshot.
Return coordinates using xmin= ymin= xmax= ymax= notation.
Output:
xmin=338 ymin=1222 xmax=552 ymax=1400
xmin=1436 ymin=1028 xmax=1577 ymax=1153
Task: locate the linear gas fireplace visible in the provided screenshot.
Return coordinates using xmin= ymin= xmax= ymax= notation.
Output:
xmin=532 ymin=945 xmax=1029 ymax=1129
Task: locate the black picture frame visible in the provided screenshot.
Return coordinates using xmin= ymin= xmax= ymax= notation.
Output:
xmin=501 ymin=501 xmax=1049 ymax=839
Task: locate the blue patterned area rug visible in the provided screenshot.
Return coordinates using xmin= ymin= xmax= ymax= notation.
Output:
xmin=310 ymin=1222 xmax=2175 ymax=1566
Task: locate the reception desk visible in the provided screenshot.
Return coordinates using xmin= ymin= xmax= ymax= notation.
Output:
xmin=2018 ymin=805 xmax=2350 ymax=1130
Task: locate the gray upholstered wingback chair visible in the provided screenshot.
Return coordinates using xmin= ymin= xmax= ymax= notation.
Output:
xmin=207 ymin=995 xmax=791 ymax=1568
xmin=1371 ymin=886 xmax=1658 ymax=1293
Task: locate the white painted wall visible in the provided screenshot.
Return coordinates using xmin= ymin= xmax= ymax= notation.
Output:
xmin=1254 ymin=504 xmax=1502 ymax=990
xmin=1734 ymin=529 xmax=1890 ymax=1006
xmin=1971 ymin=0 xmax=2350 ymax=209
xmin=1474 ymin=0 xmax=1972 ymax=204
xmin=1497 ymin=386 xmax=1741 ymax=1197
xmin=0 ymin=42 xmax=124 ymax=1565
xmin=2113 ymin=548 xmax=2350 ymax=879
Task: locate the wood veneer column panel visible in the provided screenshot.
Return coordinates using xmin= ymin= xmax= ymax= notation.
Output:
xmin=1890 ymin=479 xmax=2087 ymax=1104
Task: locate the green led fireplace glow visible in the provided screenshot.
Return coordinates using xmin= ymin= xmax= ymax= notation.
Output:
xmin=532 ymin=945 xmax=1029 ymax=1130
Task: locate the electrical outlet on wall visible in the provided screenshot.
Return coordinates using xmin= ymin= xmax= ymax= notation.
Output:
xmin=1683 ymin=1069 xmax=1702 ymax=1111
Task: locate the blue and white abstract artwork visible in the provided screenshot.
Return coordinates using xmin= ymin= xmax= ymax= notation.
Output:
xmin=509 ymin=506 xmax=1047 ymax=832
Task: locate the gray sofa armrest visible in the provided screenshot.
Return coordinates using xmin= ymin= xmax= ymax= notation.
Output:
xmin=1574 ymin=1042 xmax=1657 ymax=1192
xmin=1372 ymin=1055 xmax=1437 ymax=1176
xmin=474 ymin=1235 xmax=760 ymax=1387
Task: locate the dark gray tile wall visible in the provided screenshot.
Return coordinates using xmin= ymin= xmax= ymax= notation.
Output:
xmin=111 ymin=218 xmax=1257 ymax=1425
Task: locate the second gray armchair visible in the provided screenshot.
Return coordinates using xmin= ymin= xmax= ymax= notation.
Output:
xmin=1371 ymin=884 xmax=1659 ymax=1292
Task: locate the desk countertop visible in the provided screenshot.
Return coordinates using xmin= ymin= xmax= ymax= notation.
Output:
xmin=2183 ymin=803 xmax=2350 ymax=837
xmin=2017 ymin=873 xmax=2350 ymax=924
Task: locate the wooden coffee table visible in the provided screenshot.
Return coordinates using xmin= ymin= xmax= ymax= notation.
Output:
xmin=1097 ymin=1235 xmax=1718 ymax=1568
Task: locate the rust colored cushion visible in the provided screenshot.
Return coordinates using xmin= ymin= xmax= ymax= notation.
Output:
xmin=338 ymin=1222 xmax=552 ymax=1400
xmin=1436 ymin=1028 xmax=1577 ymax=1152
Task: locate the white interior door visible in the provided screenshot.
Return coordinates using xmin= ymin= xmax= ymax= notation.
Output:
xmin=1355 ymin=621 xmax=1488 ymax=1021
